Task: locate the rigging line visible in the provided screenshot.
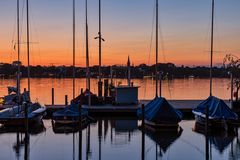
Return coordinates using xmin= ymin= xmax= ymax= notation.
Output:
xmin=20 ymin=0 xmax=25 ymax=47
xmin=179 ymin=138 xmax=205 ymax=156
xmin=29 ymin=4 xmax=42 ymax=65
xmin=29 ymin=131 xmax=46 ymax=151
xmin=11 ymin=3 xmax=17 ymax=54
xmin=202 ymin=3 xmax=212 ymax=64
xmin=147 ymin=2 xmax=155 ymax=66
xmin=158 ymin=23 xmax=166 ymax=63
xmin=214 ymin=11 xmax=222 ymax=59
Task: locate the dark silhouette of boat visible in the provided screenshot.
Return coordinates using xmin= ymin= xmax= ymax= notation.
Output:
xmin=52 ymin=103 xmax=88 ymax=125
xmin=193 ymin=96 xmax=238 ymax=130
xmin=138 ymin=97 xmax=183 ymax=129
xmin=0 ymin=92 xmax=46 ymax=126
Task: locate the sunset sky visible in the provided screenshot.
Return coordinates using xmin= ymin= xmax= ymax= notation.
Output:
xmin=0 ymin=0 xmax=240 ymax=67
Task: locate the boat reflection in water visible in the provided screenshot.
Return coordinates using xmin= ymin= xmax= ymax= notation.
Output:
xmin=0 ymin=120 xmax=45 ymax=160
xmin=52 ymin=119 xmax=89 ymax=160
xmin=111 ymin=119 xmax=138 ymax=145
xmin=90 ymin=118 xmax=138 ymax=160
xmin=140 ymin=124 xmax=183 ymax=159
xmin=146 ymin=126 xmax=182 ymax=155
xmin=193 ymin=122 xmax=236 ymax=156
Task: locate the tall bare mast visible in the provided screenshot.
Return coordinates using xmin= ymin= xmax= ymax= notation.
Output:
xmin=26 ymin=0 xmax=30 ymax=93
xmin=95 ymin=0 xmax=104 ymax=98
xmin=73 ymin=0 xmax=76 ymax=99
xmin=210 ymin=0 xmax=214 ymax=96
xmin=85 ymin=0 xmax=91 ymax=106
xmin=155 ymin=0 xmax=159 ymax=97
xmin=127 ymin=56 xmax=131 ymax=86
xmin=17 ymin=0 xmax=21 ymax=102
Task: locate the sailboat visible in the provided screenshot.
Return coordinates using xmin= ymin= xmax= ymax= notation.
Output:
xmin=192 ymin=0 xmax=238 ymax=130
xmin=52 ymin=0 xmax=89 ymax=125
xmin=0 ymin=0 xmax=46 ymax=126
xmin=71 ymin=0 xmax=101 ymax=106
xmin=137 ymin=0 xmax=182 ymax=130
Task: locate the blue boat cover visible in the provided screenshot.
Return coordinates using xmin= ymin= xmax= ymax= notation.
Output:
xmin=193 ymin=96 xmax=238 ymax=120
xmin=53 ymin=103 xmax=88 ymax=117
xmin=137 ymin=97 xmax=183 ymax=123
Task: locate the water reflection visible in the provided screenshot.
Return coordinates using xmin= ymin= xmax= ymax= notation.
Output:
xmin=229 ymin=136 xmax=240 ymax=160
xmin=0 ymin=119 xmax=240 ymax=160
xmin=193 ymin=122 xmax=237 ymax=160
xmin=144 ymin=127 xmax=183 ymax=157
xmin=0 ymin=78 xmax=232 ymax=104
xmin=52 ymin=121 xmax=86 ymax=160
xmin=0 ymin=121 xmax=45 ymax=160
xmin=110 ymin=119 xmax=138 ymax=146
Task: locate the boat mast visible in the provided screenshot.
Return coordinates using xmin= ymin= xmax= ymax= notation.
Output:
xmin=210 ymin=0 xmax=214 ymax=96
xmin=155 ymin=0 xmax=159 ymax=97
xmin=96 ymin=0 xmax=104 ymax=98
xmin=17 ymin=0 xmax=21 ymax=102
xmin=127 ymin=56 xmax=131 ymax=86
xmin=26 ymin=0 xmax=30 ymax=93
xmin=85 ymin=0 xmax=91 ymax=106
xmin=73 ymin=0 xmax=76 ymax=99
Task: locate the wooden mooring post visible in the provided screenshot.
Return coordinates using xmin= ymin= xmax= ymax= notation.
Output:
xmin=65 ymin=95 xmax=68 ymax=105
xmin=52 ymin=88 xmax=54 ymax=107
xmin=79 ymin=103 xmax=82 ymax=160
xmin=141 ymin=104 xmax=145 ymax=160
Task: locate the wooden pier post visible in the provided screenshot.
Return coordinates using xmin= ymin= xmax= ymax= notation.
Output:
xmin=52 ymin=88 xmax=54 ymax=107
xmin=141 ymin=104 xmax=145 ymax=160
xmin=159 ymin=72 xmax=162 ymax=97
xmin=104 ymin=79 xmax=108 ymax=98
xmin=24 ymin=102 xmax=29 ymax=132
xmin=24 ymin=103 xmax=29 ymax=160
xmin=205 ymin=105 xmax=209 ymax=160
xmin=81 ymin=88 xmax=83 ymax=94
xmin=230 ymin=72 xmax=233 ymax=109
xmin=78 ymin=103 xmax=82 ymax=160
xmin=65 ymin=95 xmax=68 ymax=105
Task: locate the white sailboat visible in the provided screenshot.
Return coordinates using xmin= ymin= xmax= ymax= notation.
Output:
xmin=0 ymin=0 xmax=46 ymax=127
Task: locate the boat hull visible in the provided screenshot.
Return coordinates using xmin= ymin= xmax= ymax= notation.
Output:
xmin=0 ymin=104 xmax=46 ymax=127
xmin=52 ymin=116 xmax=87 ymax=125
xmin=0 ymin=114 xmax=43 ymax=126
xmin=194 ymin=114 xmax=230 ymax=131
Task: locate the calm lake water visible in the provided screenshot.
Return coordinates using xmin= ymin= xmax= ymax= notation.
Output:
xmin=0 ymin=78 xmax=238 ymax=160
xmin=0 ymin=78 xmax=232 ymax=104
xmin=0 ymin=119 xmax=239 ymax=160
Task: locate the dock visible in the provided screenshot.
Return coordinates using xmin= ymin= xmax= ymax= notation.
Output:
xmin=44 ymin=100 xmax=232 ymax=118
xmin=1 ymin=99 xmax=232 ymax=118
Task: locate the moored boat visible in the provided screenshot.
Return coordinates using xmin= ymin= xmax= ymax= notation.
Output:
xmin=0 ymin=101 xmax=46 ymax=126
xmin=192 ymin=0 xmax=239 ymax=131
xmin=192 ymin=96 xmax=238 ymax=130
xmin=52 ymin=103 xmax=88 ymax=125
xmin=138 ymin=97 xmax=183 ymax=130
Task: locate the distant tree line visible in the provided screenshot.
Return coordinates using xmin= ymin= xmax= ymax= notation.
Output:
xmin=0 ymin=62 xmax=238 ymax=79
